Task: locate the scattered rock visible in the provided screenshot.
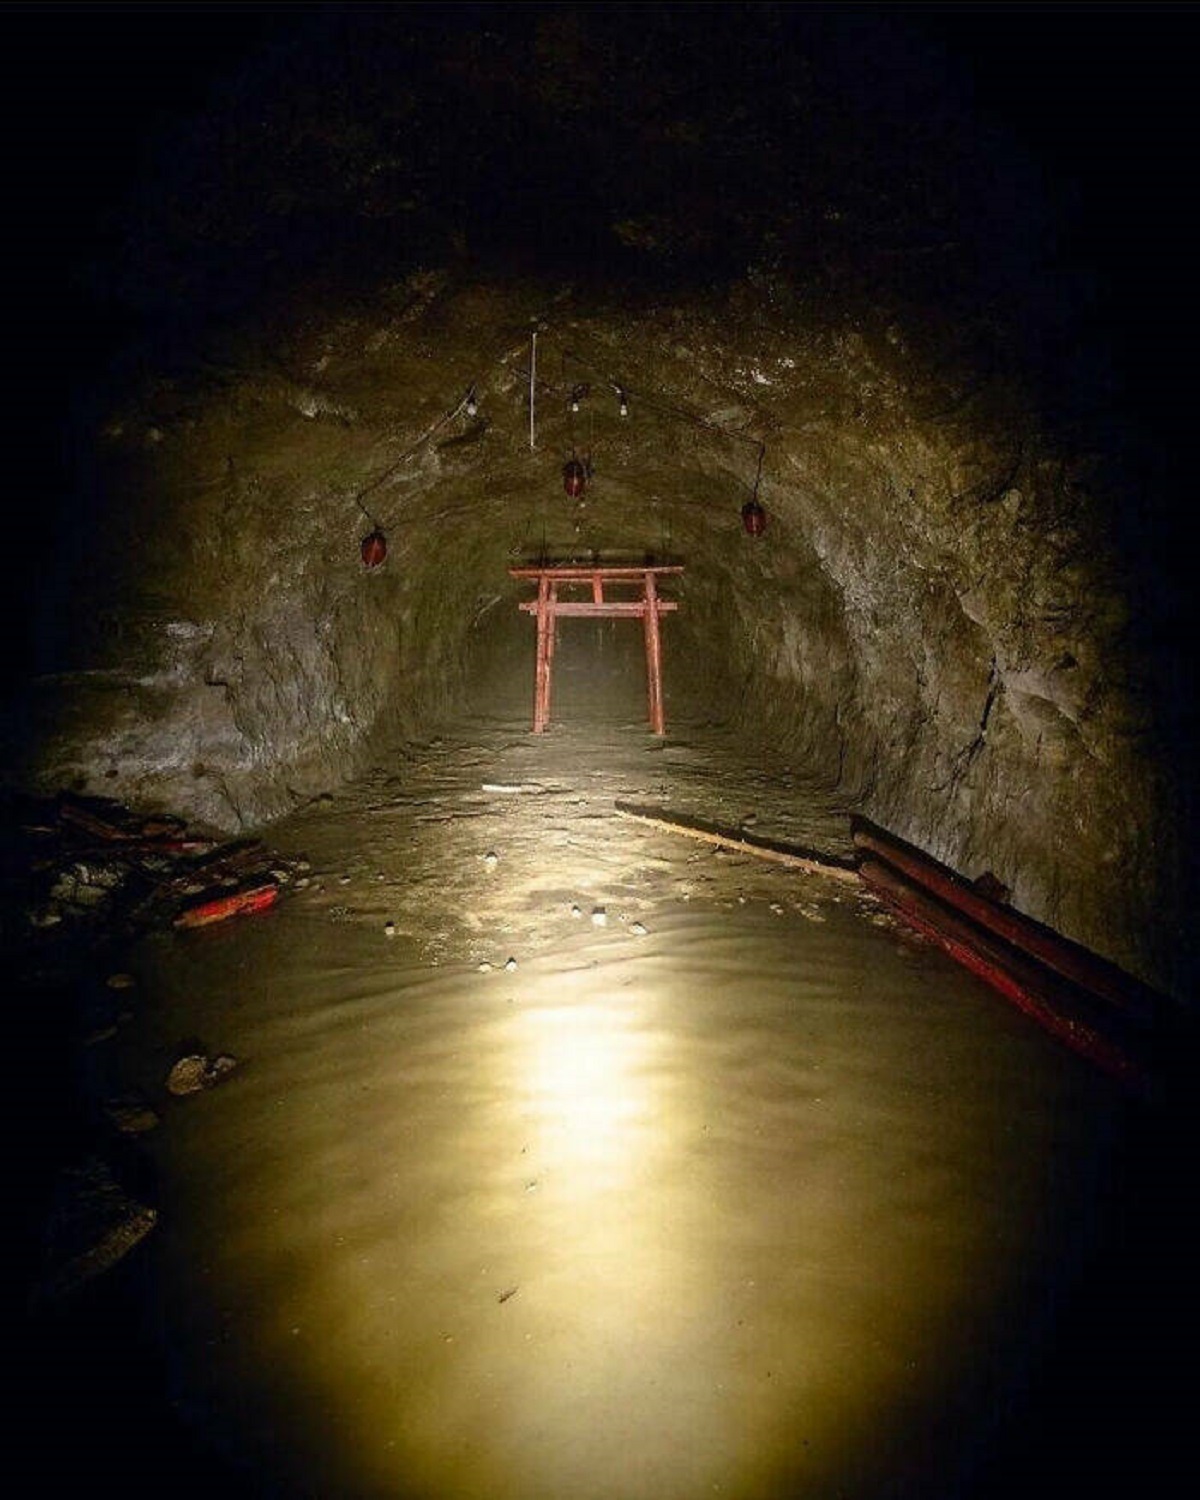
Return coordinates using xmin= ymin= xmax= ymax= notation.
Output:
xmin=570 ymin=903 xmax=583 ymax=918
xmin=384 ymin=920 xmax=397 ymax=938
xmin=591 ymin=907 xmax=607 ymax=926
xmin=483 ymin=850 xmax=499 ymax=869
xmin=478 ymin=960 xmax=493 ymax=972
xmin=630 ymin=921 xmax=648 ymax=936
xmin=166 ymin=1052 xmax=239 ymax=1096
xmin=504 ymin=956 xmax=518 ymax=972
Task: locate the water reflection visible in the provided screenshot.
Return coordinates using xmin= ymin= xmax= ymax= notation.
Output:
xmin=128 ymin=890 xmax=1128 ymax=1500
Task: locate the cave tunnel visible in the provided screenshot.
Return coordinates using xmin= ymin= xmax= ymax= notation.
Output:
xmin=4 ymin=5 xmax=1198 ymax=1498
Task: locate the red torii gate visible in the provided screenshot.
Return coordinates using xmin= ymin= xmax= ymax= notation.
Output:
xmin=509 ymin=564 xmax=683 ymax=734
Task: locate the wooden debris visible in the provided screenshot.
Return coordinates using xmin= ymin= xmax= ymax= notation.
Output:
xmin=57 ymin=794 xmax=187 ymax=845
xmin=859 ymin=856 xmax=1154 ymax=1095
xmin=32 ymin=1157 xmax=157 ymax=1307
xmin=173 ymin=882 xmax=279 ymax=930
xmin=851 ymin=815 xmax=1162 ymax=1020
xmin=614 ymin=802 xmax=859 ymax=883
xmin=482 ymin=782 xmax=553 ymax=795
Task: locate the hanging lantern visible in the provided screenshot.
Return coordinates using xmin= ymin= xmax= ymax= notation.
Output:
xmin=360 ymin=528 xmax=388 ymax=569
xmin=563 ymin=459 xmax=587 ymax=498
xmin=741 ymin=498 xmax=767 ymax=536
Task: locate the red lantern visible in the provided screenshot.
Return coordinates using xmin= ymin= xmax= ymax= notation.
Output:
xmin=360 ymin=529 xmax=388 ymax=569
xmin=563 ymin=459 xmax=587 ymax=498
xmin=741 ymin=499 xmax=767 ymax=536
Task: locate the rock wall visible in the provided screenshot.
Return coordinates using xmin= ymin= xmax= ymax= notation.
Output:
xmin=7 ymin=273 xmax=1192 ymax=1002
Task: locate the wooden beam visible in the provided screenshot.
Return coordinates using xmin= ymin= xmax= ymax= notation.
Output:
xmin=510 ymin=565 xmax=684 ymax=581
xmin=614 ymin=802 xmax=860 ymax=882
xmin=859 ymin=857 xmax=1154 ymax=1094
xmin=643 ymin=569 xmax=665 ymax=734
xmin=533 ymin=574 xmax=551 ymax=732
xmin=851 ymin=817 xmax=1163 ymax=1021
xmin=518 ymin=600 xmax=679 ymax=617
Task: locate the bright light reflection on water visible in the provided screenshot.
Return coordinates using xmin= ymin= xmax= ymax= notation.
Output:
xmin=129 ymin=890 xmax=1129 ymax=1500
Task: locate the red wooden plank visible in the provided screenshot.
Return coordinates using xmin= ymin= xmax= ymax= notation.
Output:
xmin=174 ymin=883 xmax=279 ymax=930
xmin=852 ymin=818 xmax=1162 ymax=1020
xmin=643 ymin=569 xmax=665 ymax=734
xmin=533 ymin=575 xmax=551 ymax=732
xmin=510 ymin=566 xmax=684 ymax=580
xmin=859 ymin=858 xmax=1152 ymax=1093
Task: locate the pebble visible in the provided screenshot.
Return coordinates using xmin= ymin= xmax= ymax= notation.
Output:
xmin=504 ymin=957 xmax=518 ymax=972
xmin=591 ymin=907 xmax=607 ymax=926
xmin=166 ymin=1053 xmax=239 ymax=1097
xmin=478 ymin=961 xmax=493 ymax=973
xmin=570 ymin=903 xmax=583 ymax=918
xmin=483 ymin=851 xmax=499 ymax=870
xmin=630 ymin=922 xmax=648 ymax=937
xmin=384 ymin=921 xmax=396 ymax=938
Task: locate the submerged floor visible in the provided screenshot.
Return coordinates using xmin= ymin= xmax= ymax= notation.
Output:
xmin=22 ymin=715 xmax=1195 ymax=1497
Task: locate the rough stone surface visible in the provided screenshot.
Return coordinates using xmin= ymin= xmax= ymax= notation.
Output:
xmin=4 ymin=7 xmax=1195 ymax=1004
